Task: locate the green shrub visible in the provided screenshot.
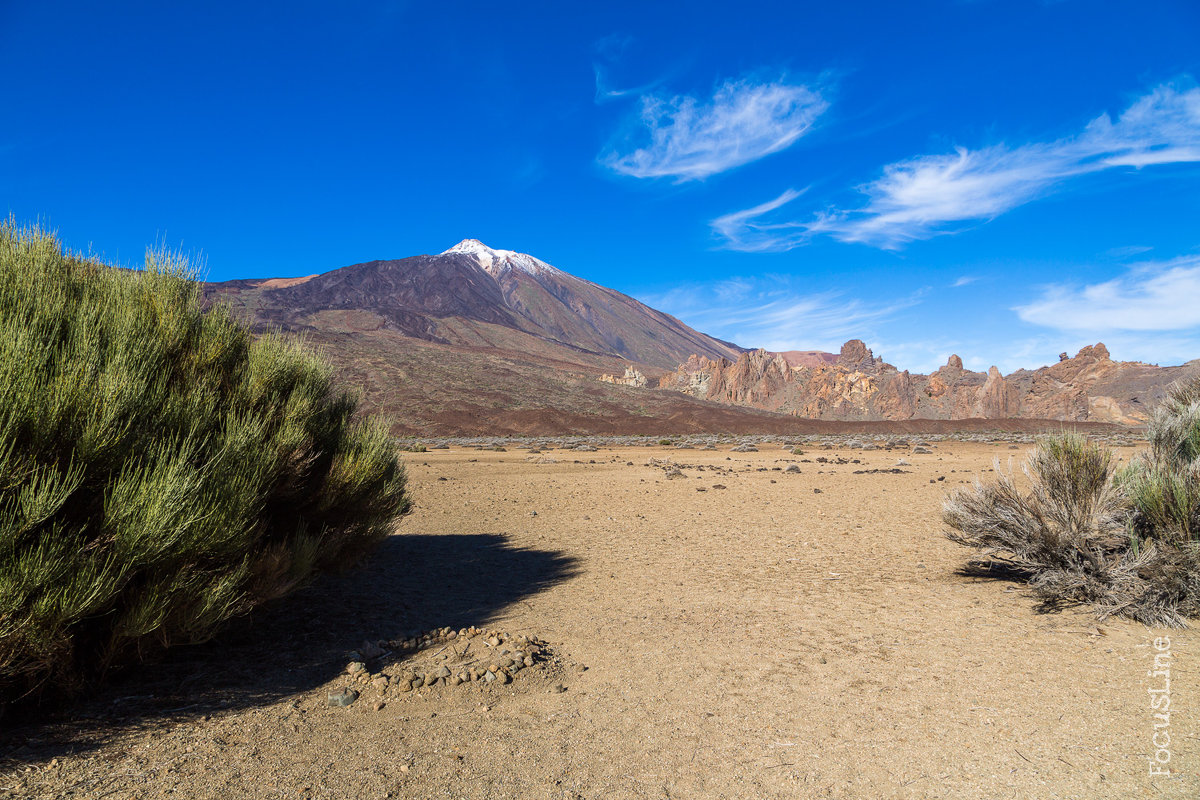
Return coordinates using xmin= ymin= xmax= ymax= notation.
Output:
xmin=0 ymin=221 xmax=411 ymax=703
xmin=398 ymin=443 xmax=427 ymax=453
xmin=658 ymin=439 xmax=672 ymax=446
xmin=944 ymin=414 xmax=1200 ymax=626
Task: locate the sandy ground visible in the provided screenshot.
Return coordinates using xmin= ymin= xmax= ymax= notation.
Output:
xmin=2 ymin=441 xmax=1197 ymax=799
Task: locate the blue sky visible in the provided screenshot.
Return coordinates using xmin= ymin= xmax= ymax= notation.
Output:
xmin=4 ymin=1 xmax=1199 ymax=373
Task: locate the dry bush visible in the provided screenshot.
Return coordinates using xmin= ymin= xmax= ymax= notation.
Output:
xmin=944 ymin=419 xmax=1200 ymax=626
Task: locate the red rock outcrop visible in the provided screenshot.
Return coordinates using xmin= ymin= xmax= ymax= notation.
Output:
xmin=659 ymin=341 xmax=1199 ymax=423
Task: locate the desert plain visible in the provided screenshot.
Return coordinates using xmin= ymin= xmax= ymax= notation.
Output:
xmin=2 ymin=438 xmax=1196 ymax=799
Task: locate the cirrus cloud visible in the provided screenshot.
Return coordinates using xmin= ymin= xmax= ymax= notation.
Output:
xmin=714 ymin=82 xmax=1200 ymax=249
xmin=601 ymin=76 xmax=829 ymax=182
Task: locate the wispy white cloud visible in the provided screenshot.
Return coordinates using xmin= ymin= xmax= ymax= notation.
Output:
xmin=709 ymin=189 xmax=810 ymax=251
xmin=714 ymin=82 xmax=1200 ymax=249
xmin=639 ymin=276 xmax=920 ymax=352
xmin=1015 ymin=254 xmax=1200 ymax=331
xmin=952 ymin=275 xmax=978 ymax=287
xmin=601 ymin=77 xmax=829 ymax=181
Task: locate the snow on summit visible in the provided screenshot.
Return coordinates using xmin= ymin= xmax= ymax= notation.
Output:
xmin=441 ymin=239 xmax=559 ymax=277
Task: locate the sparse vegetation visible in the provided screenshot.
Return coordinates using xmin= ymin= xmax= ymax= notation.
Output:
xmin=944 ymin=387 xmax=1200 ymax=626
xmin=0 ymin=221 xmax=411 ymax=703
xmin=658 ymin=439 xmax=673 ymax=446
xmin=399 ymin=443 xmax=428 ymax=453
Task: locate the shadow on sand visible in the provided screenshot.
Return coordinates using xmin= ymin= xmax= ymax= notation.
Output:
xmin=0 ymin=532 xmax=578 ymax=764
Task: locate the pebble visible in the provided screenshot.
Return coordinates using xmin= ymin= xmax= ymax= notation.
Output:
xmin=373 ymin=700 xmax=386 ymax=711
xmin=435 ymin=666 xmax=452 ymax=678
xmin=484 ymin=670 xmax=498 ymax=683
xmin=327 ymin=689 xmax=359 ymax=707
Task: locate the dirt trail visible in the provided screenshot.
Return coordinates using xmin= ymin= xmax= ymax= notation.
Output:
xmin=3 ymin=443 xmax=1196 ymax=799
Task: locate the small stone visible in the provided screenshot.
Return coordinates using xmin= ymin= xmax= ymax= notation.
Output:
xmin=523 ymin=657 xmax=534 ymax=667
xmin=372 ymin=676 xmax=389 ymax=691
xmin=373 ymin=700 xmax=386 ymax=711
xmin=347 ymin=661 xmax=366 ymax=676
xmin=487 ymin=636 xmax=501 ymax=647
xmin=450 ymin=676 xmax=463 ymax=686
xmin=551 ymin=683 xmax=567 ymax=693
xmin=813 ymin=488 xmax=823 ymax=494
xmin=785 ymin=465 xmax=801 ymax=473
xmin=327 ymin=689 xmax=359 ymax=707
xmin=497 ymin=671 xmax=511 ymax=684
xmin=435 ymin=666 xmax=452 ymax=678
xmin=484 ymin=670 xmax=498 ymax=683
xmin=396 ymin=680 xmax=413 ymax=693
xmin=574 ymin=664 xmax=587 ymax=674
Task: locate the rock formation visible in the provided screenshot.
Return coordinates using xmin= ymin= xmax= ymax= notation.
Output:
xmin=599 ymin=367 xmax=648 ymax=388
xmin=659 ymin=340 xmax=1198 ymax=423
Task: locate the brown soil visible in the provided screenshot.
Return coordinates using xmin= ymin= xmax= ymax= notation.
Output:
xmin=3 ymin=443 xmax=1196 ymax=799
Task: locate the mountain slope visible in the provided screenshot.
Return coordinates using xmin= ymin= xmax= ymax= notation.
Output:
xmin=206 ymin=239 xmax=742 ymax=371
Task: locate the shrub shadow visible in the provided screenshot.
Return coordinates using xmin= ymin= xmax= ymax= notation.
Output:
xmin=0 ymin=532 xmax=578 ymax=764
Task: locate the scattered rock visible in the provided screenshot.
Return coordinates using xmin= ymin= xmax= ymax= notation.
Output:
xmin=913 ymin=446 xmax=933 ymax=454
xmin=347 ymin=661 xmax=366 ymax=676
xmin=327 ymin=689 xmax=359 ymax=708
xmin=785 ymin=465 xmax=801 ymax=473
xmin=813 ymin=488 xmax=823 ymax=494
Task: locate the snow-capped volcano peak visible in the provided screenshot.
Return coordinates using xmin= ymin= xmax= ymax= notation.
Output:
xmin=440 ymin=238 xmax=559 ymax=277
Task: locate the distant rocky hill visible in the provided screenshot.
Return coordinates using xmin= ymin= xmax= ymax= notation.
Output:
xmin=203 ymin=240 xmax=1193 ymax=433
xmin=659 ymin=340 xmax=1200 ymax=424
